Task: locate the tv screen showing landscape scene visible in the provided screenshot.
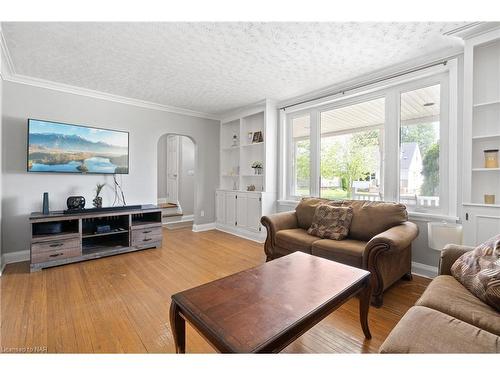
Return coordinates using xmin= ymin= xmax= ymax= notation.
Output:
xmin=27 ymin=119 xmax=129 ymax=174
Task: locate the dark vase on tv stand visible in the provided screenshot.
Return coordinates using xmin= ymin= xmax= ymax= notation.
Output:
xmin=42 ymin=192 xmax=49 ymax=215
xmin=93 ymin=196 xmax=103 ymax=208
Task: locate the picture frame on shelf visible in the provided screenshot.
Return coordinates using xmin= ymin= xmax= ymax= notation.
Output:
xmin=252 ymin=131 xmax=263 ymax=143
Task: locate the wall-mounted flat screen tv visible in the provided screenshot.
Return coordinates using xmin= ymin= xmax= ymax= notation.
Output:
xmin=27 ymin=119 xmax=129 ymax=174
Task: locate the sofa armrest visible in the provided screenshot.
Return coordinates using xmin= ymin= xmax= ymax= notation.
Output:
xmin=261 ymin=211 xmax=298 ymax=234
xmin=365 ymin=222 xmax=419 ymax=255
xmin=260 ymin=211 xmax=299 ymax=260
xmin=439 ymin=244 xmax=474 ymax=276
xmin=363 ymin=222 xmax=419 ymax=302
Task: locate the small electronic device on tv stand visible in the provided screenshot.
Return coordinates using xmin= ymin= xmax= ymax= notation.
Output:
xmin=63 ymin=205 xmax=142 ymax=215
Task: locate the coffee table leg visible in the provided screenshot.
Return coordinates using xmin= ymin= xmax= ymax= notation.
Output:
xmin=169 ymin=300 xmax=186 ymax=353
xmin=359 ymin=281 xmax=372 ymax=340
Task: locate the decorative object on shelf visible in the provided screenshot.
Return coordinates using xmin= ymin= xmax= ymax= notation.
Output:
xmin=484 ymin=149 xmax=499 ymax=168
xmin=42 ymin=192 xmax=50 ymax=215
xmin=251 ymin=161 xmax=263 ymax=175
xmin=112 ymin=174 xmax=127 ymax=206
xmin=232 ymin=133 xmax=239 ymax=147
xmin=96 ymin=224 xmax=111 ymax=234
xmin=229 ymin=171 xmax=238 ymax=190
xmin=427 ymin=221 xmax=463 ymax=251
xmin=247 ymin=184 xmax=256 ymax=191
xmin=247 ymin=131 xmax=253 ymax=142
xmin=67 ymin=196 xmax=86 ymax=210
xmin=93 ymin=183 xmax=106 ymax=208
xmin=252 ymin=131 xmax=263 ymax=143
xmin=484 ymin=194 xmax=496 ymax=204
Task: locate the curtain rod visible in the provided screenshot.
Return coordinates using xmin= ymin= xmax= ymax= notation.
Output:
xmin=280 ymin=59 xmax=449 ymax=111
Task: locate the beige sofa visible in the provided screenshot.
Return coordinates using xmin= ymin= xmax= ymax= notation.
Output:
xmin=261 ymin=198 xmax=419 ymax=307
xmin=379 ymin=244 xmax=500 ymax=353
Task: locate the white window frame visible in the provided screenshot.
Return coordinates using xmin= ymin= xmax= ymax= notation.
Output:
xmin=281 ymin=59 xmax=458 ymax=219
xmin=391 ymin=74 xmax=449 ymax=215
xmin=287 ymin=110 xmax=313 ymax=200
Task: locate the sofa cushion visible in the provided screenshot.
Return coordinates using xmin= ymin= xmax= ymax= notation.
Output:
xmin=295 ymin=197 xmax=331 ymax=230
xmin=275 ymin=228 xmax=318 ymax=254
xmin=379 ymin=306 xmax=500 ymax=353
xmin=416 ymin=275 xmax=500 ymax=336
xmin=311 ymin=238 xmax=366 ymax=268
xmin=341 ymin=200 xmax=408 ymax=241
xmin=451 ymin=234 xmax=500 ymax=312
xmin=295 ymin=198 xmax=408 ymax=241
xmin=307 ymin=205 xmax=353 ymax=240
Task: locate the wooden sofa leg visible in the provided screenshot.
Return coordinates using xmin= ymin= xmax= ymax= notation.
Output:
xmin=371 ymin=294 xmax=383 ymax=308
xmin=402 ymin=272 xmax=413 ymax=281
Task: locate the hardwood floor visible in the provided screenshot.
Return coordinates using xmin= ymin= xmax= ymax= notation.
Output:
xmin=0 ymin=228 xmax=430 ymax=353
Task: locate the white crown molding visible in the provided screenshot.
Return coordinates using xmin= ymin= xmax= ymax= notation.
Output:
xmin=443 ymin=21 xmax=500 ymax=40
xmin=0 ymin=29 xmax=220 ymax=121
xmin=277 ymin=46 xmax=464 ymax=110
xmin=219 ymin=98 xmax=270 ymax=123
xmin=0 ymin=26 xmax=15 ymax=78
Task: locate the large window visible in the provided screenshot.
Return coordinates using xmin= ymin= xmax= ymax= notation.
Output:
xmin=290 ymin=114 xmax=311 ymax=197
xmin=320 ymin=98 xmax=384 ymax=200
xmin=399 ymin=84 xmax=441 ymax=209
xmin=285 ymin=71 xmax=452 ymax=216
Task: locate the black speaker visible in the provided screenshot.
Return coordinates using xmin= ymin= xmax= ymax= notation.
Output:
xmin=42 ymin=192 xmax=49 ymax=215
xmin=67 ymin=196 xmax=86 ymax=210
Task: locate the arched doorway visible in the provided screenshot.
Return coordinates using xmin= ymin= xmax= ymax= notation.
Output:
xmin=157 ymin=134 xmax=196 ymax=229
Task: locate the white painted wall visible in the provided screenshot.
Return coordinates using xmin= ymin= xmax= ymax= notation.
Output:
xmin=179 ymin=136 xmax=195 ymax=215
xmin=1 ymin=81 xmax=219 ymax=255
xmin=157 ymin=135 xmax=168 ymax=199
xmin=0 ymin=51 xmax=3 ymax=272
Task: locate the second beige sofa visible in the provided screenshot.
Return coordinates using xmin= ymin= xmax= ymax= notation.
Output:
xmin=379 ymin=244 xmax=500 ymax=353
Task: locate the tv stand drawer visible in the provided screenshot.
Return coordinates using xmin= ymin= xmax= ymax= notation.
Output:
xmin=32 ymin=237 xmax=81 ymax=254
xmin=31 ymin=247 xmax=81 ymax=263
xmin=131 ymin=226 xmax=162 ymax=247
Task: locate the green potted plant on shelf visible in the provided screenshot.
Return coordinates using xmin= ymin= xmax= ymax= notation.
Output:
xmin=251 ymin=161 xmax=263 ymax=175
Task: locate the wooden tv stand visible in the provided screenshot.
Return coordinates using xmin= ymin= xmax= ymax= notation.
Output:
xmin=29 ymin=205 xmax=163 ymax=272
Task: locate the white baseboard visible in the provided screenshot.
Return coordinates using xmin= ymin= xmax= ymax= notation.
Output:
xmin=163 ymin=214 xmax=194 ymax=225
xmin=192 ymin=222 xmax=216 ymax=232
xmin=2 ymin=249 xmax=30 ymax=267
xmin=215 ymin=224 xmax=266 ymax=243
xmin=411 ymin=261 xmax=438 ymax=279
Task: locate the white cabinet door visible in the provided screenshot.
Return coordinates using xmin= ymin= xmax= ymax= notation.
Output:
xmin=246 ymin=195 xmax=262 ymax=231
xmin=225 ymin=192 xmax=237 ymax=226
xmin=215 ymin=191 xmax=225 ymax=224
xmin=463 ymin=206 xmax=500 ymax=246
xmin=236 ymin=194 xmax=248 ymax=228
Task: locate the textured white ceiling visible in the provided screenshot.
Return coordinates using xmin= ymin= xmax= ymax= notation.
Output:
xmin=1 ymin=22 xmax=465 ymax=115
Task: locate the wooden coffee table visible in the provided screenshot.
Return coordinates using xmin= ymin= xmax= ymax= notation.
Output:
xmin=169 ymin=252 xmax=372 ymax=353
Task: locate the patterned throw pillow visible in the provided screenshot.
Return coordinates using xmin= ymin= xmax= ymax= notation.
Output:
xmin=451 ymin=234 xmax=500 ymax=312
xmin=307 ymin=204 xmax=353 ymax=240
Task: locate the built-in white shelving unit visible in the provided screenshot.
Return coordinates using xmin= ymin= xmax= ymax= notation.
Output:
xmin=463 ymin=28 xmax=500 ymax=245
xmin=216 ymin=99 xmax=278 ymax=242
